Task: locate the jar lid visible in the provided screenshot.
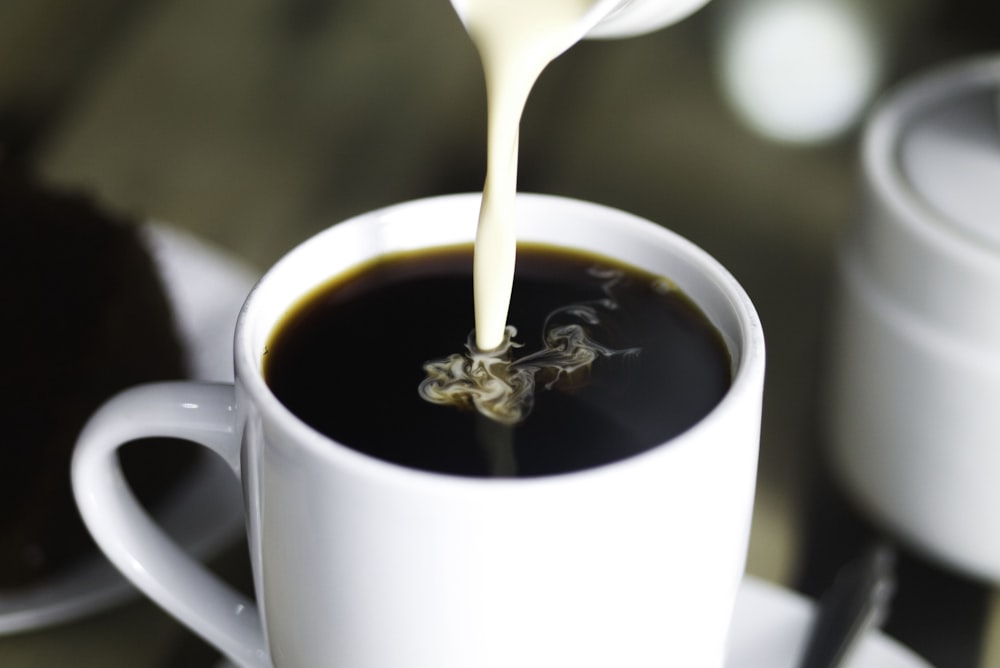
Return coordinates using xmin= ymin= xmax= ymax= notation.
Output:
xmin=900 ymin=85 xmax=1000 ymax=250
xmin=851 ymin=55 xmax=1000 ymax=345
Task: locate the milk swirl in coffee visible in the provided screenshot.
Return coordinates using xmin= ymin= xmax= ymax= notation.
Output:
xmin=420 ymin=0 xmax=626 ymax=424
xmin=420 ymin=267 xmax=642 ymax=425
xmin=265 ymin=244 xmax=731 ymax=477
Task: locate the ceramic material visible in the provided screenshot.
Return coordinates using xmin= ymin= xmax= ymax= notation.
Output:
xmin=0 ymin=225 xmax=252 ymax=634
xmin=826 ymin=55 xmax=1000 ymax=582
xmin=72 ymin=194 xmax=765 ymax=668
xmin=724 ymin=577 xmax=931 ymax=668
xmin=211 ymin=576 xmax=932 ymax=668
xmin=448 ymin=0 xmax=712 ymax=41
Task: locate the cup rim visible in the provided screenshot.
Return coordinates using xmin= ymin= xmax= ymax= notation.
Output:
xmin=234 ymin=192 xmax=764 ymax=490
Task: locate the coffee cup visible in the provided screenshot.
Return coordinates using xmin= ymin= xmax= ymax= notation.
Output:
xmin=72 ymin=193 xmax=764 ymax=668
xmin=825 ymin=56 xmax=1000 ymax=581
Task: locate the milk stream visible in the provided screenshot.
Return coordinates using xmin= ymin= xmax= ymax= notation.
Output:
xmin=418 ymin=0 xmax=643 ymax=440
xmin=467 ymin=0 xmax=599 ymax=352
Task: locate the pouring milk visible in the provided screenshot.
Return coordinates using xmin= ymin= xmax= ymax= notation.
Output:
xmin=420 ymin=0 xmax=711 ymax=423
xmin=452 ymin=0 xmax=712 ymax=351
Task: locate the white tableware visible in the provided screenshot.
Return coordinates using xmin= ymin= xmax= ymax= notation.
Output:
xmin=825 ymin=55 xmax=1000 ymax=581
xmin=448 ymin=0 xmax=712 ymax=41
xmin=208 ymin=576 xmax=931 ymax=668
xmin=725 ymin=576 xmax=932 ymax=668
xmin=0 ymin=224 xmax=255 ymax=633
xmin=72 ymin=193 xmax=764 ymax=668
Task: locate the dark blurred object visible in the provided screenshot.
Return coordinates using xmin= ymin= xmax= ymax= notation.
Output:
xmin=0 ymin=168 xmax=193 ymax=587
xmin=799 ymin=543 xmax=896 ymax=668
xmin=797 ymin=457 xmax=992 ymax=668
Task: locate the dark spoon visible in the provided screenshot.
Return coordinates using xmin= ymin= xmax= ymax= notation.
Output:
xmin=798 ymin=542 xmax=897 ymax=668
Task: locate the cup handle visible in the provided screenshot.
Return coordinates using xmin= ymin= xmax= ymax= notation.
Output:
xmin=71 ymin=381 xmax=271 ymax=668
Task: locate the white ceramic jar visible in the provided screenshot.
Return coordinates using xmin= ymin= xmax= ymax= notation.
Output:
xmin=826 ymin=55 xmax=1000 ymax=582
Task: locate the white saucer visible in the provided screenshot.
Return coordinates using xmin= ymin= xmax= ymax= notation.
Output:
xmin=725 ymin=576 xmax=931 ymax=668
xmin=211 ymin=576 xmax=931 ymax=668
xmin=0 ymin=225 xmax=258 ymax=634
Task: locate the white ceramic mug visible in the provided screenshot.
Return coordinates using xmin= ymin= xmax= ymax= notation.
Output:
xmin=72 ymin=193 xmax=765 ymax=668
xmin=825 ymin=56 xmax=1000 ymax=582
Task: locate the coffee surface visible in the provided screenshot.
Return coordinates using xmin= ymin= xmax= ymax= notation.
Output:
xmin=263 ymin=244 xmax=731 ymax=477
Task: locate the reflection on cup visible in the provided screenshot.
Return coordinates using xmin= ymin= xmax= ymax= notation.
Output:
xmin=825 ymin=55 xmax=1000 ymax=582
xmin=72 ymin=194 xmax=764 ymax=668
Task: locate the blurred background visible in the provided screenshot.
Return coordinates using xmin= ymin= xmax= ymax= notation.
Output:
xmin=1 ymin=0 xmax=999 ymax=665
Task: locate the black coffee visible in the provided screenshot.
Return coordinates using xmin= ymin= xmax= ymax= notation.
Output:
xmin=263 ymin=243 xmax=731 ymax=477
